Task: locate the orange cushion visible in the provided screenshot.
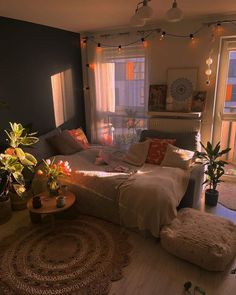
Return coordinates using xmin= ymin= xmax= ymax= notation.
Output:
xmin=146 ymin=138 xmax=176 ymax=165
xmin=68 ymin=128 xmax=89 ymax=149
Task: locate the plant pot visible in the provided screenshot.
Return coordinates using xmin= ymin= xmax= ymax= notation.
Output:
xmin=0 ymin=198 xmax=12 ymax=224
xmin=10 ymin=190 xmax=32 ymax=211
xmin=205 ymin=189 xmax=219 ymax=206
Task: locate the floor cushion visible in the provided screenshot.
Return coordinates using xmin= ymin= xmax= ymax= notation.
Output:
xmin=160 ymin=208 xmax=236 ymax=271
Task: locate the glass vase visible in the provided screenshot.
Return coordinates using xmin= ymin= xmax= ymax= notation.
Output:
xmin=47 ymin=177 xmax=60 ymax=196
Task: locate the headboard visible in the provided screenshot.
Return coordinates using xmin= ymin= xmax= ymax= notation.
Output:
xmin=140 ymin=129 xmax=200 ymax=151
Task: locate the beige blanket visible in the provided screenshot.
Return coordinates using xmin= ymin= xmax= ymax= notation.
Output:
xmin=118 ymin=164 xmax=190 ymax=237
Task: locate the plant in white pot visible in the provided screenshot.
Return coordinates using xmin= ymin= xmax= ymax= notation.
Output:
xmin=195 ymin=141 xmax=231 ymax=206
xmin=0 ymin=123 xmax=38 ymax=224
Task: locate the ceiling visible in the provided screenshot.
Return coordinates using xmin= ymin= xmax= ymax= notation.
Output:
xmin=0 ymin=0 xmax=236 ymax=33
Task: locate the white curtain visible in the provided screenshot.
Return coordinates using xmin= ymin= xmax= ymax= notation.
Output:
xmin=87 ymin=42 xmax=149 ymax=145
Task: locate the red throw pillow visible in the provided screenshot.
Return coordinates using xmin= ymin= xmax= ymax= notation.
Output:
xmin=146 ymin=138 xmax=176 ymax=165
xmin=68 ymin=128 xmax=89 ymax=150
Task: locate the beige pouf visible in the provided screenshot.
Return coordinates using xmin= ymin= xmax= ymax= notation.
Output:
xmin=160 ymin=208 xmax=236 ymax=271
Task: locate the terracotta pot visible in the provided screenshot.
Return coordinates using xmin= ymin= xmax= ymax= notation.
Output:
xmin=10 ymin=191 xmax=30 ymax=211
xmin=205 ymin=189 xmax=219 ymax=206
xmin=0 ymin=198 xmax=12 ymax=224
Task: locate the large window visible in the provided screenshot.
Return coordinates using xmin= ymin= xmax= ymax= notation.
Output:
xmin=94 ymin=46 xmax=148 ymax=146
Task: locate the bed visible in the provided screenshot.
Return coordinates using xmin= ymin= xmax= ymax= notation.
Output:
xmin=31 ymin=129 xmax=204 ymax=238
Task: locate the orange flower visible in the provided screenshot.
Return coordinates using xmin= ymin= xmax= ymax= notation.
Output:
xmin=5 ymin=148 xmax=15 ymax=156
xmin=37 ymin=169 xmax=44 ymax=176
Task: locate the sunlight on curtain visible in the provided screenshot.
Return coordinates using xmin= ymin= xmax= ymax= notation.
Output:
xmin=93 ymin=45 xmax=148 ymax=146
xmin=51 ymin=69 xmax=75 ymax=127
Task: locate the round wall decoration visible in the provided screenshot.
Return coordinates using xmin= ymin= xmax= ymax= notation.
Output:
xmin=170 ymin=77 xmax=193 ymax=102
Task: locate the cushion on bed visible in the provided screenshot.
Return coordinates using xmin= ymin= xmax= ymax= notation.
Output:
xmin=68 ymin=128 xmax=89 ymax=149
xmin=23 ymin=128 xmax=61 ymax=162
xmin=146 ymin=138 xmax=176 ymax=165
xmin=47 ymin=130 xmax=84 ymax=155
xmin=160 ymin=208 xmax=236 ymax=271
xmin=123 ymin=140 xmax=150 ymax=166
xmin=161 ymin=144 xmax=194 ymax=169
xmin=140 ymin=130 xmax=200 ymax=151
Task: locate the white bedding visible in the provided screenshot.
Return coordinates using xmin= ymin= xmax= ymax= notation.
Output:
xmin=32 ymin=146 xmax=190 ymax=237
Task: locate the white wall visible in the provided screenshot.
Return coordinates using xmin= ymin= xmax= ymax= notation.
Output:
xmin=82 ymin=19 xmax=236 ymax=144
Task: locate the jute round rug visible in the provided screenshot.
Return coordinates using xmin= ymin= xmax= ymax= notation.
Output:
xmin=0 ymin=216 xmax=131 ymax=295
xmin=218 ymin=182 xmax=236 ymax=211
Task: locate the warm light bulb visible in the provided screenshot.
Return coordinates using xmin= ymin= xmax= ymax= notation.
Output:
xmin=206 ymin=58 xmax=213 ymax=65
xmin=205 ymin=69 xmax=212 ymax=76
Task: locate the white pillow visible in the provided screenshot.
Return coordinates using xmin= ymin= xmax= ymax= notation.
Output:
xmin=161 ymin=144 xmax=194 ymax=169
xmin=123 ymin=140 xmax=150 ymax=166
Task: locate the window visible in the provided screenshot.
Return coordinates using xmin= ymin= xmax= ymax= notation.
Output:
xmin=94 ymin=45 xmax=148 ymax=145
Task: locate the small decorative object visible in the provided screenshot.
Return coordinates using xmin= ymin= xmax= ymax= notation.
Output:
xmin=195 ymin=142 xmax=231 ymax=206
xmin=0 ymin=123 xmax=38 ymax=224
xmin=148 ymin=85 xmax=167 ymax=111
xmin=56 ymin=196 xmax=66 ymax=208
xmin=32 ymin=196 xmax=42 ymax=209
xmin=191 ymin=91 xmax=207 ymax=112
xmin=37 ymin=159 xmax=71 ymax=197
xmin=167 ymin=67 xmax=198 ymax=112
xmin=205 ymin=56 xmax=213 ymax=86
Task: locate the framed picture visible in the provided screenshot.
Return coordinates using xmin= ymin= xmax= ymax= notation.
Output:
xmin=191 ymin=91 xmax=207 ymax=112
xmin=148 ymin=84 xmax=167 ymax=111
xmin=166 ymin=67 xmax=198 ymax=112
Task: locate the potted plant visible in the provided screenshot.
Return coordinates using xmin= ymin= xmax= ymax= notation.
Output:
xmin=0 ymin=123 xmax=38 ymax=224
xmin=195 ymin=141 xmax=231 ymax=206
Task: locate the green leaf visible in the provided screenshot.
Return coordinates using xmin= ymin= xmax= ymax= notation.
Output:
xmin=12 ymin=183 xmax=26 ymax=196
xmin=20 ymin=136 xmax=39 ymax=146
xmin=15 ymin=147 xmax=25 ymax=161
xmin=24 ymin=153 xmax=37 ymax=166
xmin=13 ymin=172 xmax=25 ymax=185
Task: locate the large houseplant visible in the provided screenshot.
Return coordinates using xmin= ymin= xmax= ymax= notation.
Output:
xmin=0 ymin=123 xmax=38 ymax=223
xmin=195 ymin=141 xmax=231 ymax=206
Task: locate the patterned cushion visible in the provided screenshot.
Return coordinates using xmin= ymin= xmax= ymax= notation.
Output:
xmin=146 ymin=138 xmax=176 ymax=165
xmin=160 ymin=208 xmax=236 ymax=271
xmin=68 ymin=128 xmax=89 ymax=149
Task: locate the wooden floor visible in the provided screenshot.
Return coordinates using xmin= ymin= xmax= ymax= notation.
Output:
xmin=0 ymin=195 xmax=236 ymax=295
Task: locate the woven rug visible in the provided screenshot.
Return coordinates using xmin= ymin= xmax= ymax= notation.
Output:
xmin=218 ymin=181 xmax=236 ymax=211
xmin=0 ymin=216 xmax=131 ymax=295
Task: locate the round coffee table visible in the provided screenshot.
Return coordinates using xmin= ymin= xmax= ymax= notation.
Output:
xmin=27 ymin=191 xmax=76 ymax=228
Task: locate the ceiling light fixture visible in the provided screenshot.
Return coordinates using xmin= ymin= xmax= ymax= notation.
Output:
xmin=166 ymin=0 xmax=183 ymax=22
xmin=130 ymin=0 xmax=153 ymax=27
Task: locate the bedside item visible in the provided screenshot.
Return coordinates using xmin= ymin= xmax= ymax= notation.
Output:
xmin=32 ymin=195 xmax=42 ymax=209
xmin=148 ymin=85 xmax=167 ymax=111
xmin=167 ymin=68 xmax=198 ymax=112
xmin=56 ymin=196 xmax=66 ymax=208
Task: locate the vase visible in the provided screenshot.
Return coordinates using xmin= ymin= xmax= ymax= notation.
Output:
xmin=47 ymin=178 xmax=60 ymax=196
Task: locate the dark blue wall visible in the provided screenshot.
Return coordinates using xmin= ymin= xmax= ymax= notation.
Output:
xmin=0 ymin=17 xmax=85 ymax=143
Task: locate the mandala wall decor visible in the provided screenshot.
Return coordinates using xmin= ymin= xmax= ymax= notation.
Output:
xmin=166 ymin=68 xmax=198 ymax=112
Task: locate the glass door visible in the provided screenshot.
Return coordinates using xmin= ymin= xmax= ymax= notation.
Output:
xmin=213 ymin=38 xmax=236 ymax=178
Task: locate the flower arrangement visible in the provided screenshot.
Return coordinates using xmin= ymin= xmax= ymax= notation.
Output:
xmin=0 ymin=123 xmax=38 ymax=201
xmin=37 ymin=159 xmax=71 ymax=195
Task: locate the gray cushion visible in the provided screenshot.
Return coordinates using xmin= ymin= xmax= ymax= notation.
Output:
xmin=24 ymin=128 xmax=61 ymax=162
xmin=140 ymin=129 xmax=200 ymax=151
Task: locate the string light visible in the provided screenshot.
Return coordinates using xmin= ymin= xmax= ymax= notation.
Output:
xmin=118 ymin=45 xmax=122 ymax=52
xmin=141 ymin=37 xmax=148 ymax=48
xmin=96 ymin=42 xmax=102 ymax=52
xmin=205 ymin=56 xmax=213 ymax=86
xmin=160 ymin=31 xmax=166 ymax=40
xmin=189 ymin=33 xmax=194 ymax=40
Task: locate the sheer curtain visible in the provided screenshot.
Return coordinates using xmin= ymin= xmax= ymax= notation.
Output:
xmin=89 ymin=42 xmax=149 ymax=145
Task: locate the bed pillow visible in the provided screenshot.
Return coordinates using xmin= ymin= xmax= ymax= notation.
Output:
xmin=123 ymin=140 xmax=150 ymax=166
xmin=146 ymin=138 xmax=176 ymax=165
xmin=161 ymin=144 xmax=194 ymax=169
xmin=47 ymin=130 xmax=84 ymax=155
xmin=68 ymin=128 xmax=89 ymax=149
xmin=23 ymin=128 xmax=61 ymax=162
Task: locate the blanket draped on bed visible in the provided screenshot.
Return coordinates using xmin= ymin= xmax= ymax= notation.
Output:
xmin=118 ymin=164 xmax=190 ymax=237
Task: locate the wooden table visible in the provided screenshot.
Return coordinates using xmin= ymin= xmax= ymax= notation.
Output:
xmin=27 ymin=191 xmax=76 ymax=228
